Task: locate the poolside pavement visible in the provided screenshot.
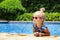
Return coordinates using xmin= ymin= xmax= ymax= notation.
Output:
xmin=0 ymin=33 xmax=60 ymax=40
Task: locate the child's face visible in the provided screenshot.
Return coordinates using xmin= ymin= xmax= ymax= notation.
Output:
xmin=33 ymin=14 xmax=44 ymax=24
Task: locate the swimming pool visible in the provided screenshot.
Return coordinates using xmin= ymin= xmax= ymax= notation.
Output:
xmin=0 ymin=21 xmax=60 ymax=36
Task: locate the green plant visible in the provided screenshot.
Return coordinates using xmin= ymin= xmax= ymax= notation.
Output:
xmin=16 ymin=12 xmax=60 ymax=21
xmin=0 ymin=0 xmax=25 ymax=20
xmin=21 ymin=0 xmax=60 ymax=12
xmin=46 ymin=12 xmax=60 ymax=21
xmin=16 ymin=13 xmax=33 ymax=21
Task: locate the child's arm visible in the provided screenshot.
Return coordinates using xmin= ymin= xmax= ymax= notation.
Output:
xmin=39 ymin=28 xmax=50 ymax=36
xmin=33 ymin=28 xmax=39 ymax=37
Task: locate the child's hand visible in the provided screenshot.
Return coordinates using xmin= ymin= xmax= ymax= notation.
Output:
xmin=34 ymin=32 xmax=39 ymax=37
xmin=39 ymin=32 xmax=45 ymax=36
xmin=39 ymin=32 xmax=42 ymax=36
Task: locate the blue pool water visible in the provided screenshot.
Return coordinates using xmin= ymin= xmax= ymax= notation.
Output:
xmin=0 ymin=21 xmax=60 ymax=36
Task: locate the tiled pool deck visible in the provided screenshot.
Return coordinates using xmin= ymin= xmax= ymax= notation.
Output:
xmin=0 ymin=33 xmax=60 ymax=40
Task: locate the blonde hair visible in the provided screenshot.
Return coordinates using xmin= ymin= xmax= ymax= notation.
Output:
xmin=40 ymin=8 xmax=45 ymax=12
xmin=34 ymin=8 xmax=45 ymax=19
xmin=40 ymin=8 xmax=45 ymax=19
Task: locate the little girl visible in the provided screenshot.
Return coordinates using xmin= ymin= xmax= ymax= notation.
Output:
xmin=33 ymin=8 xmax=50 ymax=37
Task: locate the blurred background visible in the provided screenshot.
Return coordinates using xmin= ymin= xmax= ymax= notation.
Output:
xmin=0 ymin=0 xmax=60 ymax=21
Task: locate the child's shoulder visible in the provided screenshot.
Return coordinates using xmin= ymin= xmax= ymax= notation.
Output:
xmin=42 ymin=25 xmax=47 ymax=29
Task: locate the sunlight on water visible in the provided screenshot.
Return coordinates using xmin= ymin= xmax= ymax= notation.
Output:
xmin=0 ymin=21 xmax=60 ymax=36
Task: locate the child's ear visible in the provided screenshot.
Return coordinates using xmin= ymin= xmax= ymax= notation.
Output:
xmin=42 ymin=19 xmax=44 ymax=21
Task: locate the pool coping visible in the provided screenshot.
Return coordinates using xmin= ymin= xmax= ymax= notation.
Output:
xmin=0 ymin=20 xmax=60 ymax=23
